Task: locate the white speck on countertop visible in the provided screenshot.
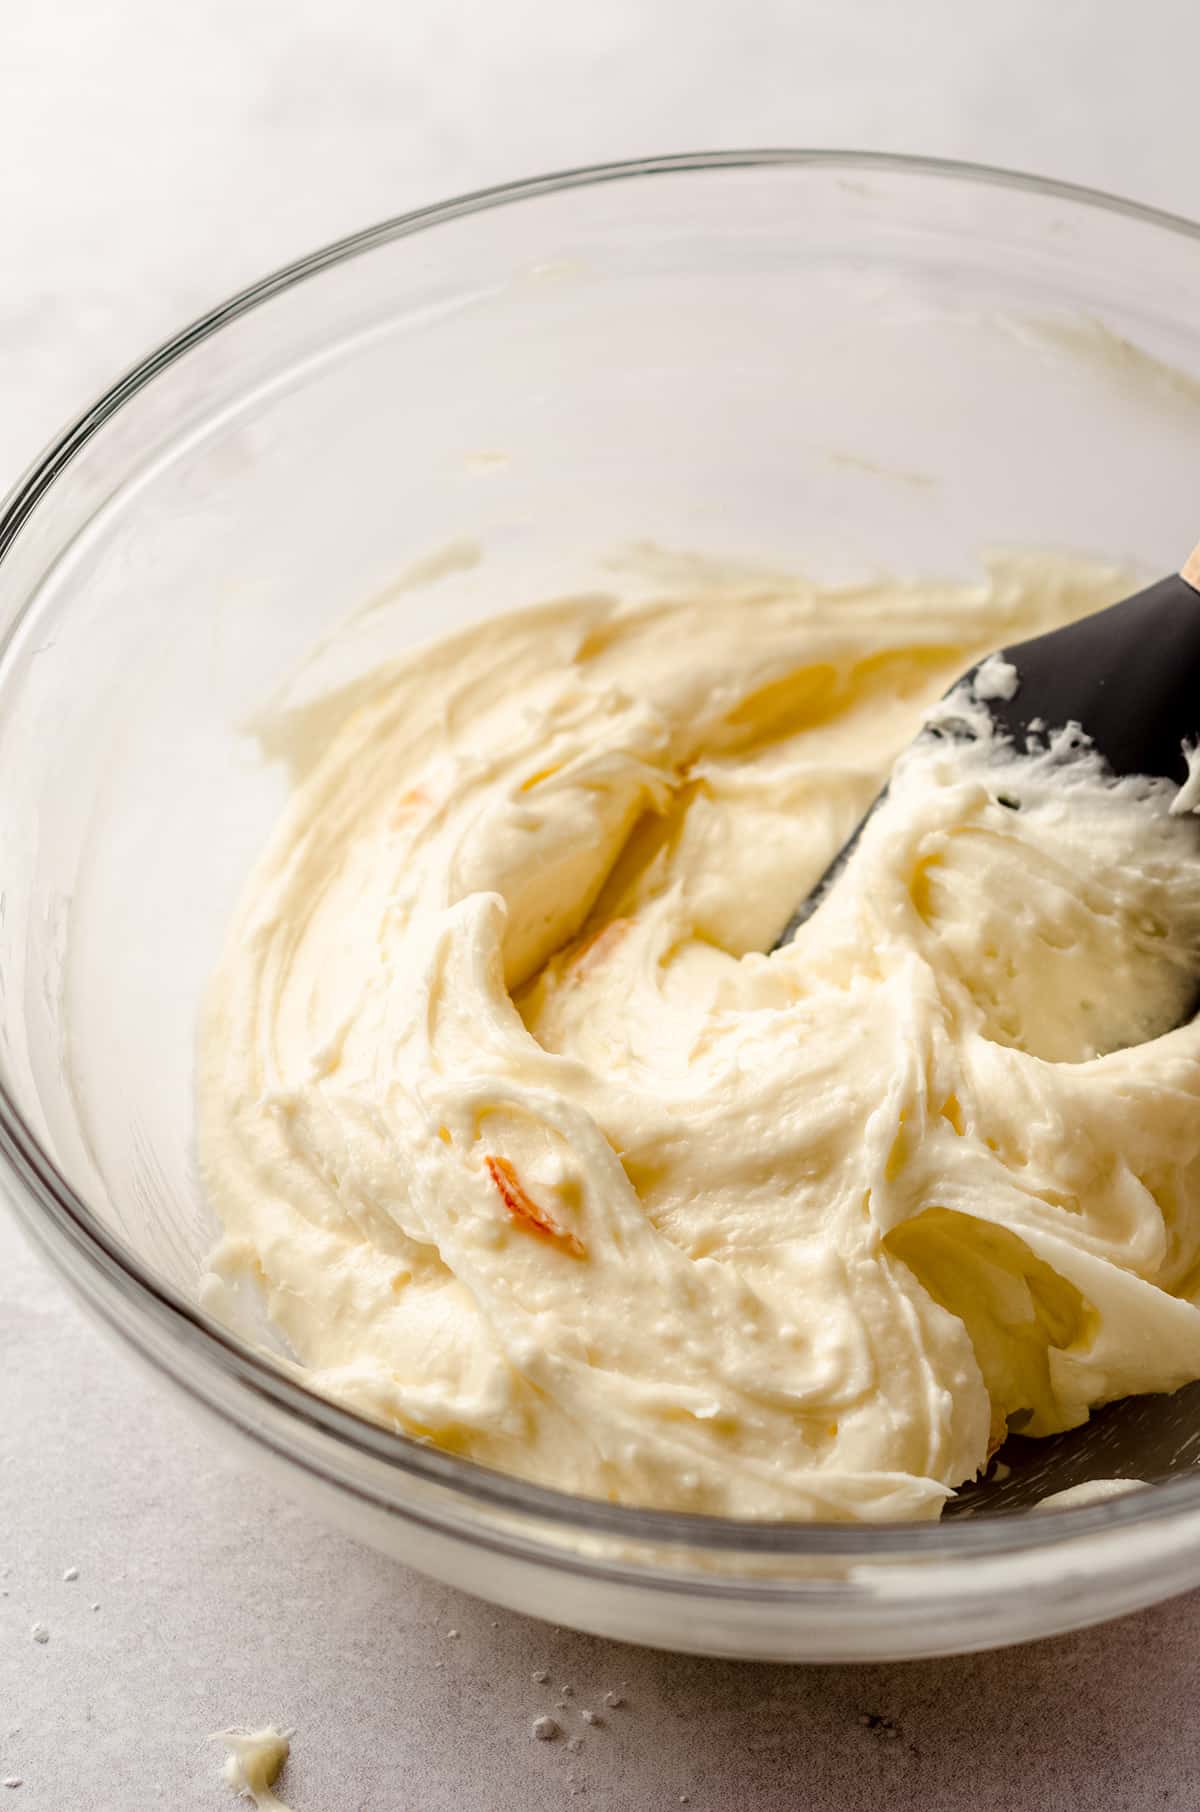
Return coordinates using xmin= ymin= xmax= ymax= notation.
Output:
xmin=531 ymin=1717 xmax=560 ymax=1742
xmin=532 ymin=1670 xmax=549 ymax=1684
xmin=29 ymin=1625 xmax=48 ymax=1645
xmin=603 ymin=1691 xmax=625 ymax=1709
xmin=581 ymin=1710 xmax=602 ymax=1726
xmin=62 ymin=1568 xmax=78 ymax=1583
xmin=445 ymin=1628 xmax=459 ymax=1639
xmin=561 ymin=1684 xmax=574 ymax=1697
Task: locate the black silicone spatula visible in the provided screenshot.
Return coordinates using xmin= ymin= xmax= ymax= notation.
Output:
xmin=774 ymin=546 xmax=1200 ymax=948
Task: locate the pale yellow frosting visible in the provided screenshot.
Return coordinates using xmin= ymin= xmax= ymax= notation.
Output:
xmin=215 ymin=1727 xmax=293 ymax=1809
xmin=199 ymin=554 xmax=1200 ymax=1521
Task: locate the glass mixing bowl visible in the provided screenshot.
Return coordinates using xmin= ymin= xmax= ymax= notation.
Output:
xmin=4 ymin=151 xmax=1200 ymax=1663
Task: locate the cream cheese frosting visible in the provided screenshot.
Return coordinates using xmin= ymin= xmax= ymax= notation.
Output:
xmin=199 ymin=553 xmax=1200 ymax=1522
xmin=215 ymin=1727 xmax=293 ymax=1809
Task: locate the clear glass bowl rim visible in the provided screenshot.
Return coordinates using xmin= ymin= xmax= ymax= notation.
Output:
xmin=5 ymin=147 xmax=1200 ymax=1574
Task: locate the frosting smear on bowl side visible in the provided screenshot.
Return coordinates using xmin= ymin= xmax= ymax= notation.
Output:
xmin=199 ymin=554 xmax=1200 ymax=1521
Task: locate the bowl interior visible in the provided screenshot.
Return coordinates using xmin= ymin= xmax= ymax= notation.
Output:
xmin=3 ymin=157 xmax=1200 ymax=1522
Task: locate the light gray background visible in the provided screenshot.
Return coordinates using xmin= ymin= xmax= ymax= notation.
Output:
xmin=4 ymin=4 xmax=1200 ymax=1806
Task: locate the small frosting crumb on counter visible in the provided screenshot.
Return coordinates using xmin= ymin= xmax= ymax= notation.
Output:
xmin=215 ymin=1727 xmax=294 ymax=1809
xmin=200 ymin=551 xmax=1200 ymax=1522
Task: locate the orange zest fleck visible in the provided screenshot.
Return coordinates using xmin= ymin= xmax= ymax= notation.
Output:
xmin=567 ymin=918 xmax=631 ymax=982
xmin=485 ymin=1155 xmax=585 ymax=1258
xmin=392 ymin=785 xmax=429 ymax=825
